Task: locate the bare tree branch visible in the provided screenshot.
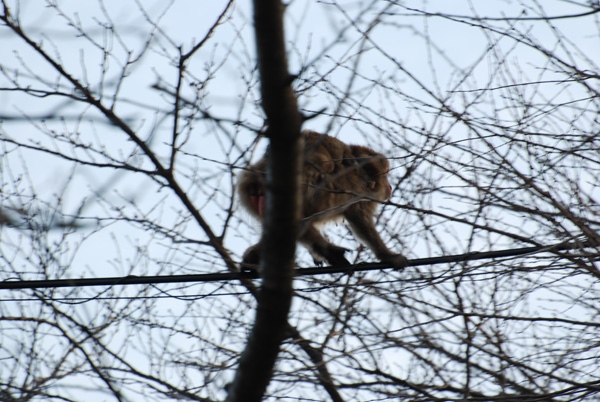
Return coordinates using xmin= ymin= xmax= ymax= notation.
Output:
xmin=225 ymin=0 xmax=302 ymax=401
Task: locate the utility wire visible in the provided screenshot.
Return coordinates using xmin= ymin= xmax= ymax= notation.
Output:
xmin=0 ymin=241 xmax=586 ymax=290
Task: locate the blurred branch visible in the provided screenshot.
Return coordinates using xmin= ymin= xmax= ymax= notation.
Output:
xmin=225 ymin=0 xmax=303 ymax=401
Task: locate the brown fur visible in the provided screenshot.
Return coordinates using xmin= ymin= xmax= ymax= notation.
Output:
xmin=238 ymin=130 xmax=407 ymax=269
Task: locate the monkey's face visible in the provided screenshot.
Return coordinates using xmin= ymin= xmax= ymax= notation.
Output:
xmin=355 ymin=150 xmax=392 ymax=201
xmin=376 ymin=161 xmax=393 ymax=201
xmin=384 ymin=166 xmax=392 ymax=200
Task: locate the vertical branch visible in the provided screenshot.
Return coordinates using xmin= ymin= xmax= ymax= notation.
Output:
xmin=226 ymin=0 xmax=302 ymax=401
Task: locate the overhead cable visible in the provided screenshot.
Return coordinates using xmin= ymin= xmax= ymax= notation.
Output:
xmin=0 ymin=241 xmax=587 ymax=290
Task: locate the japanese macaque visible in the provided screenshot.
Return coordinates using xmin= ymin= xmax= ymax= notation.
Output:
xmin=238 ymin=130 xmax=407 ymax=270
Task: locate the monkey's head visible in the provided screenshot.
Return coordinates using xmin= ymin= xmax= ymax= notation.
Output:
xmin=350 ymin=145 xmax=392 ymax=201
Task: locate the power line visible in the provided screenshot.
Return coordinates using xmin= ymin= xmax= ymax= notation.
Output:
xmin=0 ymin=241 xmax=585 ymax=290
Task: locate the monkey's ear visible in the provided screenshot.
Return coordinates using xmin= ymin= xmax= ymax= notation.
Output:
xmin=351 ymin=151 xmax=376 ymax=176
xmin=361 ymin=159 xmax=382 ymax=179
xmin=341 ymin=149 xmax=355 ymax=167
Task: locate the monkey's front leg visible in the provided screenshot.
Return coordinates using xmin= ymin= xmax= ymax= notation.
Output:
xmin=345 ymin=208 xmax=408 ymax=270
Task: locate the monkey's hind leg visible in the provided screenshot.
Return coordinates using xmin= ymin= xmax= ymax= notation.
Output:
xmin=241 ymin=242 xmax=262 ymax=272
xmin=300 ymin=225 xmax=350 ymax=267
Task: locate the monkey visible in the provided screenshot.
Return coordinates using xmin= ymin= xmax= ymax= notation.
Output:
xmin=238 ymin=130 xmax=408 ymax=270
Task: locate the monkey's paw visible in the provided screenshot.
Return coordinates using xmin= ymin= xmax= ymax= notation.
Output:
xmin=241 ymin=245 xmax=261 ymax=273
xmin=308 ymin=244 xmax=350 ymax=267
xmin=382 ymin=254 xmax=409 ymax=271
xmin=321 ymin=245 xmax=351 ymax=267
